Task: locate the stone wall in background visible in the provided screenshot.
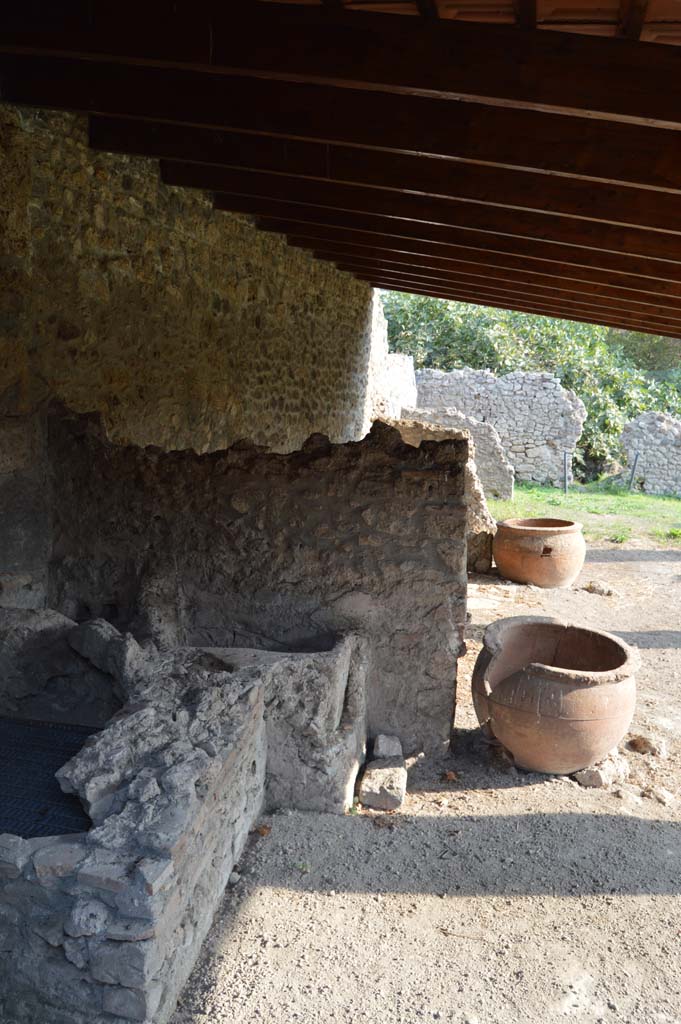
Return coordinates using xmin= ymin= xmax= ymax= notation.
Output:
xmin=391 ymin=416 xmax=497 ymax=574
xmin=622 ymin=412 xmax=681 ymax=496
xmin=47 ymin=411 xmax=468 ymax=752
xmin=416 ymin=368 xmax=586 ymax=486
xmin=0 ymin=414 xmax=51 ymax=609
xmin=0 ymin=105 xmax=381 ymax=454
xmin=403 ymin=406 xmax=514 ymax=500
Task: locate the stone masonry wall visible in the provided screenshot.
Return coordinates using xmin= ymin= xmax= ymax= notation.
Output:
xmin=0 ymin=104 xmax=380 ymax=453
xmin=0 ymin=413 xmax=51 ymax=609
xmin=622 ymin=412 xmax=681 ymax=496
xmin=47 ymin=411 xmax=468 ymax=752
xmin=402 ymin=406 xmax=514 ymax=500
xmin=0 ymin=610 xmax=367 ymax=1024
xmin=416 ymin=368 xmax=586 ymax=486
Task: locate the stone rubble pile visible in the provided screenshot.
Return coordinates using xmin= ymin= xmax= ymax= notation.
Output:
xmin=359 ymin=734 xmax=408 ymax=810
xmin=621 ymin=411 xmax=681 ymax=496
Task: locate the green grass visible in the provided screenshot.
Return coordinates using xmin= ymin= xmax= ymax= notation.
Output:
xmin=488 ymin=482 xmax=681 ymax=546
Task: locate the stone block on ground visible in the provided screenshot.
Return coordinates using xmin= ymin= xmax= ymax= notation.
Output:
xmin=573 ymin=750 xmax=630 ymax=789
xmin=359 ymin=756 xmax=408 ymax=810
xmin=373 ymin=734 xmax=403 ymax=759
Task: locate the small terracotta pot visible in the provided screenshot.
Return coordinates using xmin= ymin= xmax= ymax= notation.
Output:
xmin=472 ymin=615 xmax=639 ymax=774
xmin=493 ymin=517 xmax=586 ymax=588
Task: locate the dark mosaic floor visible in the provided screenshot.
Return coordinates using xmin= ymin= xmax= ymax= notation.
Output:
xmin=0 ymin=716 xmax=97 ymax=838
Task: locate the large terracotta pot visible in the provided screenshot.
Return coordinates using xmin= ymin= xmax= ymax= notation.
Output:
xmin=472 ymin=615 xmax=639 ymax=774
xmin=493 ymin=517 xmax=586 ymax=588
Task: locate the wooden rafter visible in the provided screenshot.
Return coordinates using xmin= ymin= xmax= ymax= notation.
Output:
xmin=89 ymin=119 xmax=681 ymax=233
xmin=163 ymin=164 xmax=681 ymax=263
xmin=513 ymin=0 xmax=537 ymax=29
xmin=298 ymin=243 xmax=681 ymax=312
xmin=619 ymin=0 xmax=649 ymax=40
xmin=3 ymin=4 xmax=681 ymax=127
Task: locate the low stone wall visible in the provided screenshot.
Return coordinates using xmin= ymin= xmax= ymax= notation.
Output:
xmin=416 ymin=368 xmax=586 ymax=486
xmin=47 ymin=410 xmax=467 ymax=753
xmin=622 ymin=412 xmax=681 ymax=496
xmin=402 ymin=406 xmax=514 ymax=500
xmin=392 ymin=416 xmax=497 ymax=573
xmin=0 ymin=611 xmax=367 ymax=1024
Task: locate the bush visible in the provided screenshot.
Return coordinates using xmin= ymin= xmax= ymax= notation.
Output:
xmin=381 ymin=292 xmax=681 ymax=479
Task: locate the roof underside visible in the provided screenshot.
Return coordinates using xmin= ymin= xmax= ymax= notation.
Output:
xmin=3 ymin=1 xmax=681 ymax=337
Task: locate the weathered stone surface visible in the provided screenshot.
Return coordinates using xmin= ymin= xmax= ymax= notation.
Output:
xmin=0 ymin=105 xmax=384 ymax=456
xmin=402 ymin=406 xmax=514 ymax=500
xmin=622 ymin=412 xmax=681 ymax=497
xmin=48 ymin=413 xmax=467 ymax=751
xmin=416 ymin=368 xmax=586 ymax=487
xmin=389 ymin=415 xmax=496 ymax=572
xmin=0 ymin=415 xmax=50 ymax=611
xmin=573 ymin=751 xmax=630 ymax=789
xmin=374 ymin=734 xmax=403 ymax=759
xmin=0 ymin=606 xmax=122 ymax=727
xmin=359 ymin=757 xmax=408 ymax=810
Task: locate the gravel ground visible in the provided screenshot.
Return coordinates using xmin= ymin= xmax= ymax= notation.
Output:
xmin=172 ymin=543 xmax=681 ymax=1024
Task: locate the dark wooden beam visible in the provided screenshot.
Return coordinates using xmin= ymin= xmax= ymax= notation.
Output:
xmin=216 ymin=198 xmax=681 ymax=285
xmin=304 ymin=244 xmax=681 ymax=313
xmin=162 ymin=164 xmax=681 ymax=264
xmin=279 ymin=226 xmax=681 ymax=300
xmin=619 ymin=0 xmax=649 ymax=40
xmin=367 ymin=282 xmax=679 ymax=338
xmin=514 ymin=0 xmax=537 ymax=29
xmin=4 ymin=3 xmax=681 ymax=128
xmin=338 ymin=262 xmax=681 ymax=326
xmin=89 ymin=118 xmax=681 ymax=232
xmin=416 ymin=0 xmax=440 ymax=18
xmin=0 ymin=61 xmax=660 ymax=192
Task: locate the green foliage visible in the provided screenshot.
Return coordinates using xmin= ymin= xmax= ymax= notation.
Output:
xmin=381 ymin=292 xmax=681 ymax=478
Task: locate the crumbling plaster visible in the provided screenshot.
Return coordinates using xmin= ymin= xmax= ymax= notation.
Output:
xmin=0 ymin=104 xmax=380 ymax=454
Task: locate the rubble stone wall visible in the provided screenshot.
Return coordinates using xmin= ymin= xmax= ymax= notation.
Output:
xmin=402 ymin=406 xmax=514 ymax=500
xmin=0 ymin=104 xmax=381 ymax=454
xmin=622 ymin=411 xmax=681 ymax=496
xmin=0 ymin=610 xmax=368 ymax=1024
xmin=416 ymin=368 xmax=586 ymax=486
xmin=0 ymin=413 xmax=51 ymax=610
xmin=47 ymin=411 xmax=468 ymax=752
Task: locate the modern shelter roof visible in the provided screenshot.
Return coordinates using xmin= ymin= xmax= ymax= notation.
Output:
xmin=3 ymin=1 xmax=681 ymax=336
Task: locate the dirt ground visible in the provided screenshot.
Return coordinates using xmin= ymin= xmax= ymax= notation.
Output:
xmin=171 ymin=544 xmax=681 ymax=1024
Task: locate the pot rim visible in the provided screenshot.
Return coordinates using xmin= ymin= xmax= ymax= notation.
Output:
xmin=496 ymin=517 xmax=583 ymax=534
xmin=482 ymin=614 xmax=640 ymax=686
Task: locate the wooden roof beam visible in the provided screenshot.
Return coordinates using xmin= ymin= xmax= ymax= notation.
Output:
xmin=335 ymin=261 xmax=681 ymax=326
xmin=5 ymin=57 xmax=681 ymax=191
xmin=215 ymin=197 xmax=681 ymax=284
xmin=367 ymin=282 xmax=680 ymax=338
xmin=273 ymin=225 xmax=681 ymax=299
xmin=88 ymin=119 xmax=681 ymax=232
xmin=162 ymin=163 xmax=681 ymax=263
xmin=514 ymin=0 xmax=537 ymax=30
xmin=302 ymin=244 xmax=681 ymax=312
xmin=4 ymin=3 xmax=681 ymax=128
xmin=619 ymin=0 xmax=649 ymax=40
